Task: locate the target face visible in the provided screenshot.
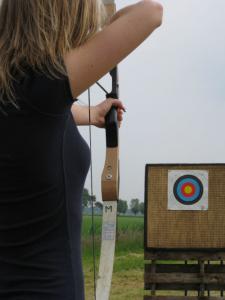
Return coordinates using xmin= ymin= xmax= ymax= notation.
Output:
xmin=173 ymin=175 xmax=203 ymax=205
xmin=168 ymin=170 xmax=208 ymax=211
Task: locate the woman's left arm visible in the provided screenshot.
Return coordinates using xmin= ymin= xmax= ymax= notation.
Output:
xmin=71 ymin=104 xmax=91 ymax=126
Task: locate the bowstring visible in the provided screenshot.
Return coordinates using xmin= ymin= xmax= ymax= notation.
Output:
xmin=88 ymin=87 xmax=97 ymax=300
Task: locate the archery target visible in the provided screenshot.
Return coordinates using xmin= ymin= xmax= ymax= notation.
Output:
xmin=168 ymin=170 xmax=208 ymax=210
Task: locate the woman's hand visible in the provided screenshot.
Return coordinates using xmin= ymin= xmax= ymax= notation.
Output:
xmin=91 ymin=98 xmax=126 ymax=128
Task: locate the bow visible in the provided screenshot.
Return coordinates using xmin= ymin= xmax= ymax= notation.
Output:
xmin=95 ymin=1 xmax=119 ymax=299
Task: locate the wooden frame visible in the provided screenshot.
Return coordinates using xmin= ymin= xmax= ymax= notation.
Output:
xmin=144 ymin=164 xmax=225 ymax=299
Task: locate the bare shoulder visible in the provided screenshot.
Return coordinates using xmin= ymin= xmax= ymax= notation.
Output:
xmin=64 ymin=0 xmax=163 ymax=98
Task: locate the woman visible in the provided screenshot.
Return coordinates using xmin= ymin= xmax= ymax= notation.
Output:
xmin=0 ymin=0 xmax=163 ymax=299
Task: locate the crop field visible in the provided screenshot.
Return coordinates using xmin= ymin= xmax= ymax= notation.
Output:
xmin=82 ymin=215 xmax=145 ymax=300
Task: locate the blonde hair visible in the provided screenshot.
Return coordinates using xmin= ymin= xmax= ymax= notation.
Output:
xmin=0 ymin=0 xmax=105 ymax=107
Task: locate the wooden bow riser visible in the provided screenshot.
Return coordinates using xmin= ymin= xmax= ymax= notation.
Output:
xmin=102 ymin=147 xmax=119 ymax=201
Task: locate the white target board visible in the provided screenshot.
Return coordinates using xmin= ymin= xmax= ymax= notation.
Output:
xmin=168 ymin=170 xmax=208 ymax=211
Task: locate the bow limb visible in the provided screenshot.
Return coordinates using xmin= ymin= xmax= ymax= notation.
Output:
xmin=96 ymin=1 xmax=119 ymax=300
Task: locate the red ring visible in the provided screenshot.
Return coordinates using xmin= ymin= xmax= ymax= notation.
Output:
xmin=181 ymin=183 xmax=196 ymax=197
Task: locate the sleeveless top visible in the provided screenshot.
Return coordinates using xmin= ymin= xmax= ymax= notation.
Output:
xmin=0 ymin=67 xmax=90 ymax=300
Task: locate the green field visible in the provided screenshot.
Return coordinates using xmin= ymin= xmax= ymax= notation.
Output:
xmin=82 ymin=216 xmax=223 ymax=299
xmin=82 ymin=215 xmax=145 ymax=300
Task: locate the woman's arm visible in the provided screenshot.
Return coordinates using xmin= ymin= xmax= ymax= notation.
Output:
xmin=64 ymin=0 xmax=163 ymax=98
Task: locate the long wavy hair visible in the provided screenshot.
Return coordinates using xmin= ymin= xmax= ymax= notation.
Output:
xmin=0 ymin=0 xmax=105 ymax=108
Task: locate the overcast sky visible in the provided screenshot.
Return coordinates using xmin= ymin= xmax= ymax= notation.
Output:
xmin=78 ymin=0 xmax=225 ymax=204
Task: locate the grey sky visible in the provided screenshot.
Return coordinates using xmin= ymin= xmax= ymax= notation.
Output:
xmin=78 ymin=0 xmax=225 ymax=203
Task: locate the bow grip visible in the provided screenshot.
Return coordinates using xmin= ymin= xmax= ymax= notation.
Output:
xmin=105 ymin=93 xmax=118 ymax=148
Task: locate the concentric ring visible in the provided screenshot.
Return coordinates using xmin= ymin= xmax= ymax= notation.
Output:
xmin=173 ymin=175 xmax=204 ymax=205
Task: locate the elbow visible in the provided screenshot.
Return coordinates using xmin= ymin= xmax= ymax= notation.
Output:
xmin=153 ymin=2 xmax=163 ymax=27
xmin=142 ymin=0 xmax=164 ymax=28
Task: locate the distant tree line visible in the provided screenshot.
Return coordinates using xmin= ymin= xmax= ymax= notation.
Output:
xmin=82 ymin=188 xmax=144 ymax=216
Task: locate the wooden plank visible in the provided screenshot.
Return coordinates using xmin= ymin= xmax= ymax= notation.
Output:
xmin=145 ymin=264 xmax=225 ymax=274
xmin=145 ymin=273 xmax=225 ymax=284
xmin=220 ymin=261 xmax=224 ymax=297
xmin=145 ymin=282 xmax=225 ymax=291
xmin=184 ymin=260 xmax=188 ymax=296
xmin=151 ymin=260 xmax=156 ymax=296
xmin=145 ymin=250 xmax=225 ymax=260
xmin=145 ymin=283 xmax=225 ymax=292
xmin=199 ymin=260 xmax=205 ymax=296
xmin=144 ymin=297 xmax=225 ymax=300
xmin=145 ymin=282 xmax=198 ymax=291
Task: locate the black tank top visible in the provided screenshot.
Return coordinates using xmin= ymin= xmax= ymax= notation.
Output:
xmin=0 ymin=67 xmax=90 ymax=300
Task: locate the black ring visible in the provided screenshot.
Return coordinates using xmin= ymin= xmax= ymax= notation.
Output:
xmin=173 ymin=175 xmax=204 ymax=205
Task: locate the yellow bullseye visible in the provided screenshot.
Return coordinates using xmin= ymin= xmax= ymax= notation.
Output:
xmin=184 ymin=185 xmax=193 ymax=195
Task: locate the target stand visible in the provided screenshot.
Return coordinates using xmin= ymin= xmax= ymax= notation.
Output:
xmin=144 ymin=164 xmax=225 ymax=300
